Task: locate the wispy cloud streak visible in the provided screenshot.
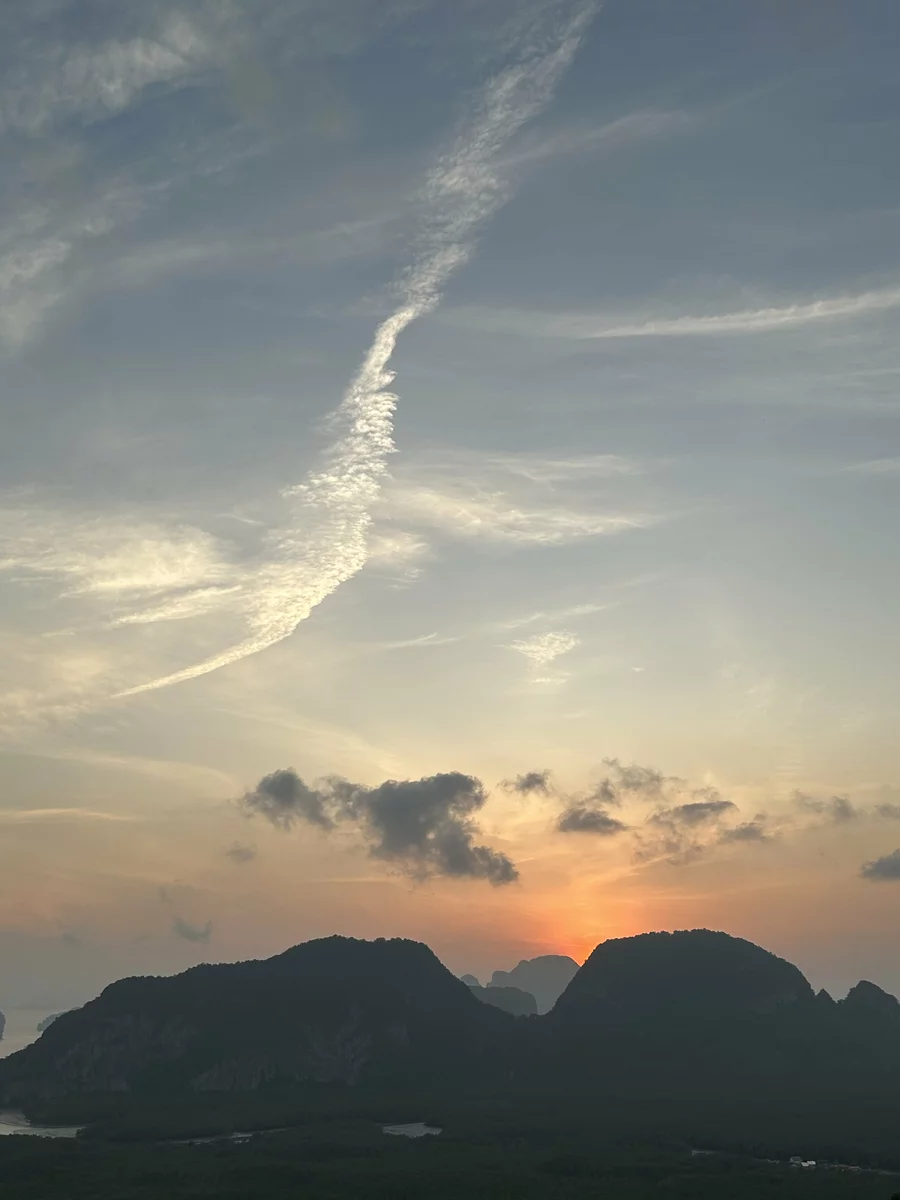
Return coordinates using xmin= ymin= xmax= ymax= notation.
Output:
xmin=122 ymin=1 xmax=599 ymax=696
xmin=584 ymin=287 xmax=900 ymax=338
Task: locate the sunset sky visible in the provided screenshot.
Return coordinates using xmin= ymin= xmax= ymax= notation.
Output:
xmin=2 ymin=0 xmax=900 ymax=1018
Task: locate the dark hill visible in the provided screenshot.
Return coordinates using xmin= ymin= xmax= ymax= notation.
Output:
xmin=841 ymin=979 xmax=900 ymax=1021
xmin=489 ymin=955 xmax=579 ymax=1014
xmin=0 ymin=937 xmax=514 ymax=1104
xmin=537 ymin=929 xmax=900 ymax=1083
xmin=557 ymin=929 xmax=813 ymax=1016
xmin=3 ymin=930 xmax=899 ymax=1104
xmin=468 ymin=984 xmax=537 ymax=1017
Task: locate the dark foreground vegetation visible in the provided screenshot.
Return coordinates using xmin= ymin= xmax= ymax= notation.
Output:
xmin=3 ymin=1084 xmax=900 ymax=1200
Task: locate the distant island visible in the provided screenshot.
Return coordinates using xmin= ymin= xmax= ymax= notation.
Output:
xmin=488 ymin=954 xmax=579 ymax=1014
xmin=466 ymin=982 xmax=537 ymax=1016
xmin=37 ymin=1012 xmax=70 ymax=1033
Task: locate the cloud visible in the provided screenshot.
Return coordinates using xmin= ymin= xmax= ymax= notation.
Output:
xmin=0 ymin=11 xmax=212 ymax=135
xmin=244 ymin=768 xmax=336 ymax=830
xmin=498 ymin=602 xmax=611 ymax=631
xmin=860 ymin=850 xmax=900 ymax=882
xmin=224 ymin=842 xmax=257 ymax=865
xmin=651 ymin=796 xmax=737 ymax=827
xmin=601 ymin=758 xmax=669 ymax=800
xmin=557 ymin=805 xmax=628 ymax=835
xmin=445 ymin=285 xmax=900 ymax=341
xmin=172 ymin=916 xmax=212 ymax=943
xmin=0 ymin=806 xmax=137 ymax=824
xmin=502 ymin=107 xmax=692 ymax=169
xmin=508 ymin=631 xmax=579 ymax=676
xmin=840 ymin=457 xmax=900 ymax=476
xmin=244 ymin=768 xmax=518 ymax=885
xmin=120 ymin=1 xmax=600 ymax=695
xmin=636 ymin=786 xmax=737 ymax=866
xmin=502 ymin=770 xmax=553 ymax=796
xmin=793 ymin=791 xmax=859 ymax=823
xmin=379 ymin=451 xmax=654 ymax=547
xmin=876 ymin=803 xmax=900 ymax=819
xmin=0 ymin=505 xmax=234 ymax=603
xmin=719 ymin=816 xmax=772 ymax=844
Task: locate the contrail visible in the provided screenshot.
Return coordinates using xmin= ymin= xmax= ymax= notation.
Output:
xmin=121 ymin=2 xmax=599 ymax=697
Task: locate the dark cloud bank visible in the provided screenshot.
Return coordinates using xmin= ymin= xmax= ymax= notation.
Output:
xmin=244 ymin=769 xmax=518 ymax=885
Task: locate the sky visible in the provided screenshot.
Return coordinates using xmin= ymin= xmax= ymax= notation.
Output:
xmin=2 ymin=0 xmax=900 ymax=1019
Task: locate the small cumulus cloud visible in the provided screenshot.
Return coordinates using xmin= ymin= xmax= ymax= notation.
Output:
xmin=501 ymin=769 xmax=552 ymax=796
xmin=224 ymin=842 xmax=257 ymax=865
xmin=632 ymin=780 xmax=742 ymax=866
xmin=651 ymin=795 xmax=736 ymax=828
xmin=600 ymin=758 xmax=670 ymax=800
xmin=875 ymin=803 xmax=900 ymax=820
xmin=244 ymin=768 xmax=335 ymax=830
xmin=172 ymin=916 xmax=212 ymax=944
xmin=719 ymin=815 xmax=772 ymax=844
xmin=860 ymin=850 xmax=900 ymax=882
xmin=793 ymin=791 xmax=859 ymax=823
xmin=557 ymin=806 xmax=628 ymax=835
xmin=243 ymin=768 xmax=517 ymax=886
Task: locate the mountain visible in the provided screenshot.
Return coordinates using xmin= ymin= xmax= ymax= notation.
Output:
xmin=3 ymin=930 xmax=899 ymax=1104
xmin=468 ymin=984 xmax=537 ymax=1017
xmin=0 ymin=937 xmax=514 ymax=1103
xmin=557 ymin=929 xmax=814 ymax=1016
xmin=540 ymin=929 xmax=900 ymax=1082
xmin=840 ymin=979 xmax=900 ymax=1021
xmin=489 ymin=955 xmax=579 ymax=1014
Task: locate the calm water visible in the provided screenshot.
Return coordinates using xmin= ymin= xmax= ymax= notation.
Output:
xmin=382 ymin=1123 xmax=442 ymax=1139
xmin=0 ymin=1113 xmax=80 ymax=1139
xmin=0 ymin=1009 xmax=56 ymax=1059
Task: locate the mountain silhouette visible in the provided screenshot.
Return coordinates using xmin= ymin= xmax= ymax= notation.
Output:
xmin=468 ymin=983 xmax=537 ymax=1016
xmin=0 ymin=937 xmax=514 ymax=1103
xmin=489 ymin=955 xmax=579 ymax=1014
xmin=539 ymin=929 xmax=900 ymax=1083
xmin=841 ymin=979 xmax=900 ymax=1021
xmin=1 ymin=929 xmax=898 ymax=1102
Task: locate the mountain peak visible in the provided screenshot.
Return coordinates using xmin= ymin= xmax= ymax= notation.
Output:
xmin=556 ymin=929 xmax=814 ymax=1016
xmin=842 ymin=979 xmax=900 ymax=1018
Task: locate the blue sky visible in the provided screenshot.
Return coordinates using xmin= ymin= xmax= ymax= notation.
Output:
xmin=1 ymin=0 xmax=899 ymax=1014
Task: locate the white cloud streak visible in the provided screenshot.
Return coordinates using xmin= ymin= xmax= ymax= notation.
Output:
xmin=840 ymin=457 xmax=900 ymax=476
xmin=0 ymin=807 xmax=139 ymax=824
xmin=0 ymin=506 xmax=233 ymax=600
xmin=445 ymin=285 xmax=900 ymax=342
xmin=377 ymin=448 xmax=655 ymax=546
xmin=0 ymin=12 xmax=211 ymax=135
xmin=120 ymin=1 xmax=600 ymax=696
xmin=382 ymin=483 xmax=647 ymax=545
xmin=509 ymin=630 xmax=579 ymax=667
